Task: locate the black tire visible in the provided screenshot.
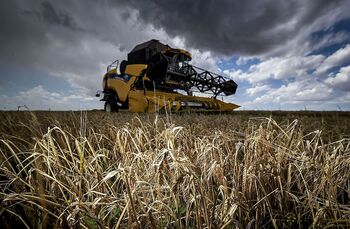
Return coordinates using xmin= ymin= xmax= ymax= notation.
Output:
xmin=104 ymin=101 xmax=119 ymax=112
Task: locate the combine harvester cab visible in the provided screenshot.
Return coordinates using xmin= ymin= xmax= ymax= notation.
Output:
xmin=97 ymin=39 xmax=239 ymax=113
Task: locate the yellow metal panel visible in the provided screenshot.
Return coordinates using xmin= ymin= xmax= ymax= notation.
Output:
xmin=106 ymin=64 xmax=148 ymax=102
xmin=128 ymin=90 xmax=148 ymax=112
xmin=141 ymin=90 xmax=240 ymax=112
xmin=124 ymin=64 xmax=147 ymax=76
xmin=107 ymin=79 xmax=128 ymax=102
xmin=105 ymin=63 xmax=239 ymax=112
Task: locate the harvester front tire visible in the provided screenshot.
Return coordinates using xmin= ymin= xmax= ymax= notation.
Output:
xmin=104 ymin=101 xmax=118 ymax=112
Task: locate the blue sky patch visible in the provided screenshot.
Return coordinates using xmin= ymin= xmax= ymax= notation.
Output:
xmin=0 ymin=65 xmax=73 ymax=96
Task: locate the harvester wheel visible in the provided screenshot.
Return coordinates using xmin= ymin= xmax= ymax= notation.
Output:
xmin=104 ymin=101 xmax=118 ymax=112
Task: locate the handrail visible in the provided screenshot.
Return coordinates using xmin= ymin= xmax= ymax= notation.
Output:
xmin=107 ymin=59 xmax=119 ymax=72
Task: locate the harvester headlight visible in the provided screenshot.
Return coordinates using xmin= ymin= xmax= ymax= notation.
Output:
xmin=187 ymin=102 xmax=203 ymax=107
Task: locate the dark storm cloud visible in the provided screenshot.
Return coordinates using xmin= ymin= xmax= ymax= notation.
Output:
xmin=0 ymin=0 xmax=349 ymax=110
xmin=0 ymin=0 xmax=158 ymax=95
xmin=23 ymin=1 xmax=85 ymax=32
xmin=0 ymin=1 xmax=47 ymax=66
xmin=1 ymin=0 xmax=348 ymax=67
xmin=115 ymin=0 xmax=347 ymax=56
xmin=0 ymin=1 xmax=93 ymax=68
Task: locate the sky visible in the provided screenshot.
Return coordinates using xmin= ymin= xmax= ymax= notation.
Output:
xmin=0 ymin=0 xmax=350 ymax=111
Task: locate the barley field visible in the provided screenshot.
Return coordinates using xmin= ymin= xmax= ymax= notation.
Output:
xmin=0 ymin=111 xmax=349 ymax=228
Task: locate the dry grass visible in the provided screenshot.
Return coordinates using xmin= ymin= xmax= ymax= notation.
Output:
xmin=0 ymin=111 xmax=349 ymax=228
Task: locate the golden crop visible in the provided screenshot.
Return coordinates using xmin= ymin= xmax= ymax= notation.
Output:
xmin=0 ymin=111 xmax=349 ymax=228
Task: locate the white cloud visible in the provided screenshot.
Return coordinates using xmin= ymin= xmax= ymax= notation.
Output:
xmin=260 ymin=3 xmax=350 ymax=58
xmin=0 ymin=85 xmax=101 ymax=110
xmin=19 ymin=85 xmax=60 ymax=100
xmin=159 ymin=36 xmax=220 ymax=73
xmin=253 ymin=79 xmax=333 ymax=105
xmin=223 ymin=69 xmax=243 ymax=80
xmin=316 ymin=44 xmax=350 ymax=75
xmin=325 ymin=65 xmax=350 ymax=91
xmin=189 ymin=50 xmax=218 ymax=72
xmin=233 ymin=88 xmax=349 ymax=110
xmin=246 ymin=84 xmax=270 ymax=96
xmin=236 ymin=56 xmax=257 ymax=66
xmin=309 ymin=31 xmax=350 ymax=55
xmin=219 ymin=42 xmax=350 ymax=110
xmin=224 ymin=54 xmax=325 ymax=83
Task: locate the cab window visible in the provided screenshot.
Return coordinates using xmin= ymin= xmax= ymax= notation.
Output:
xmin=122 ymin=74 xmax=131 ymax=82
xmin=108 ymin=73 xmax=131 ymax=82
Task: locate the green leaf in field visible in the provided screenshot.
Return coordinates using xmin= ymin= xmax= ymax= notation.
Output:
xmin=179 ymin=205 xmax=187 ymax=215
xmin=108 ymin=207 xmax=122 ymax=227
xmin=114 ymin=207 xmax=122 ymax=218
xmin=83 ymin=215 xmax=98 ymax=229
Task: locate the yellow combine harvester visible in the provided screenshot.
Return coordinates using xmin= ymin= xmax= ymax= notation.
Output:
xmin=96 ymin=40 xmax=239 ymax=112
